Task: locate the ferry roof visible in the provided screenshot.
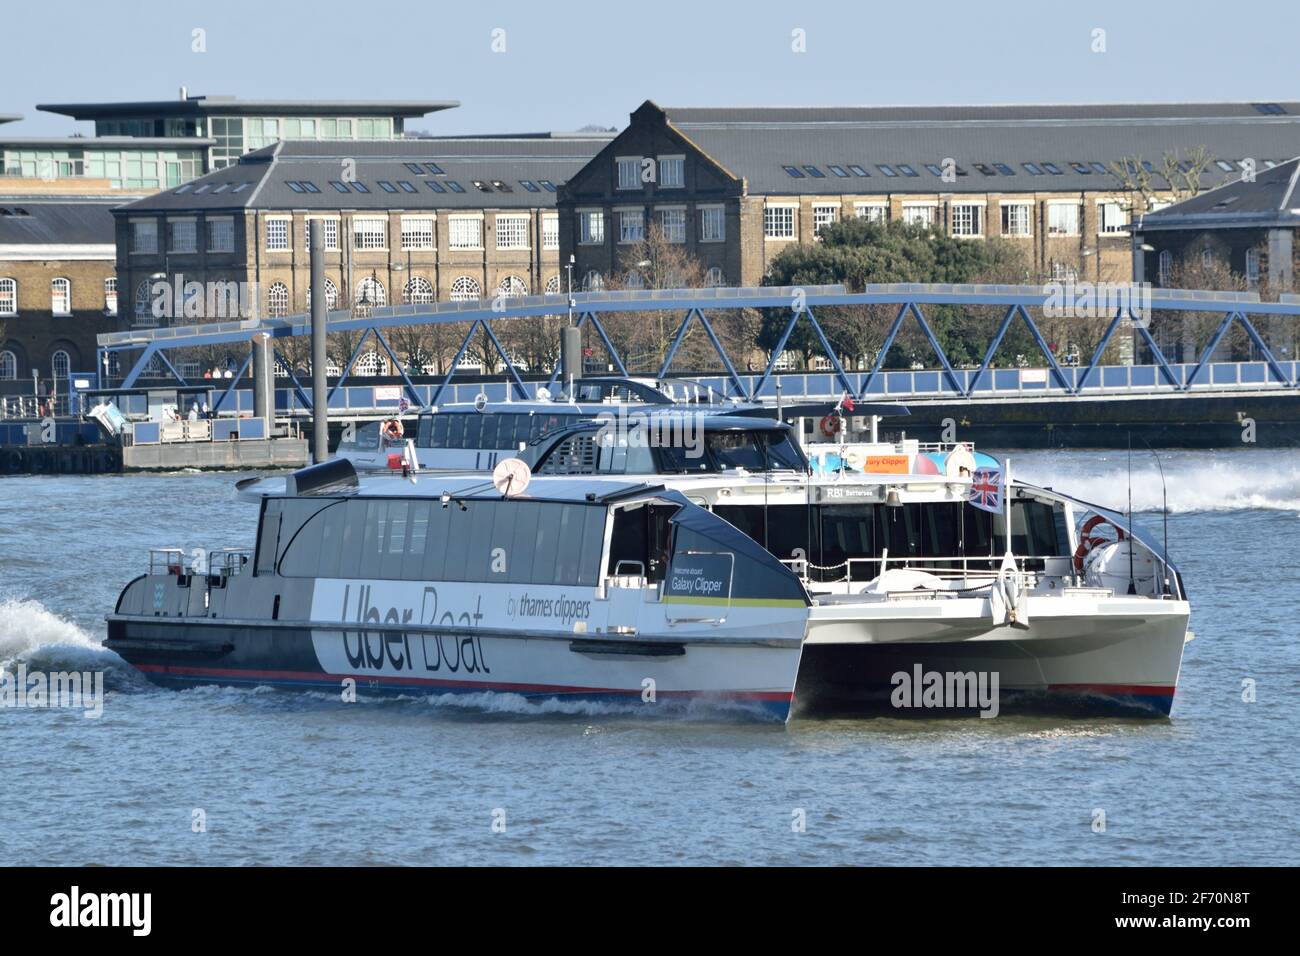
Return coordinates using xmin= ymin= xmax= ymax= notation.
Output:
xmin=352 ymin=472 xmax=657 ymax=503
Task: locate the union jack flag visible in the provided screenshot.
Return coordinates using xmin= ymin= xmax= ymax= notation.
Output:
xmin=969 ymin=467 xmax=1003 ymax=513
xmin=397 ymin=398 xmax=410 ymax=414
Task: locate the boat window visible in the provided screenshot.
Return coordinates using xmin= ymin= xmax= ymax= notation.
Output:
xmin=710 ymin=499 xmax=1066 ymax=581
xmin=276 ymin=497 xmax=606 ymax=586
xmin=537 ymin=433 xmax=598 ymax=474
xmin=655 ymin=429 xmax=805 ymax=473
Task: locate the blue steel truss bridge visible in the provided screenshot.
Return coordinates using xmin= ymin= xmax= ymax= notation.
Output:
xmin=95 ymin=283 xmax=1300 ymax=447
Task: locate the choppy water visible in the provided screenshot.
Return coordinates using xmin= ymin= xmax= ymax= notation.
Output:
xmin=2 ymin=450 xmax=1298 ymax=865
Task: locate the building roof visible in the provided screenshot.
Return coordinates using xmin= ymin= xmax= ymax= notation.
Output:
xmin=650 ymin=101 xmax=1300 ymax=196
xmin=0 ymin=200 xmax=121 ymax=245
xmin=664 ymin=102 xmax=1300 ymax=124
xmin=37 ymin=94 xmax=459 ymax=121
xmin=0 ymin=136 xmax=215 ymax=149
xmin=117 ymin=137 xmax=609 ymax=213
xmin=1137 ymin=158 xmax=1300 ymax=230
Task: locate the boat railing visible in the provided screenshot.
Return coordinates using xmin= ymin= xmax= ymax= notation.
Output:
xmin=782 ymin=554 xmax=1044 ymax=589
xmin=210 ymin=548 xmax=254 ymax=578
xmin=148 ymin=548 xmax=188 ymax=576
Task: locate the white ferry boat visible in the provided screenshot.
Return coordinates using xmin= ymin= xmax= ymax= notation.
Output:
xmin=514 ymin=414 xmax=1193 ymax=716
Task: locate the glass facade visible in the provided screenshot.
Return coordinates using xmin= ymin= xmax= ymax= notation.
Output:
xmin=0 ymin=146 xmax=203 ymax=188
xmin=209 ymin=115 xmax=397 ymax=169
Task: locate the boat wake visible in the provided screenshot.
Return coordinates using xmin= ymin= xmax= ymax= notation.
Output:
xmin=1012 ymin=450 xmax=1300 ymax=513
xmin=0 ymin=597 xmax=147 ymax=690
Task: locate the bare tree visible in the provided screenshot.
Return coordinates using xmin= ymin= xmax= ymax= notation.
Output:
xmin=1107 ymin=146 xmax=1215 ymax=209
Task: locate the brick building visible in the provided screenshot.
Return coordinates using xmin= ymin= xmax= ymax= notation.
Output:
xmin=0 ymin=180 xmax=145 ymax=395
xmin=111 ymin=136 xmax=610 ymax=344
xmin=1134 ymin=157 xmax=1299 ymax=292
xmin=558 ymin=100 xmax=1300 ymax=290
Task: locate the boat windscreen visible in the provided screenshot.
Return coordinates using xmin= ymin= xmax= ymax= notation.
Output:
xmin=658 ymin=429 xmax=805 ymax=473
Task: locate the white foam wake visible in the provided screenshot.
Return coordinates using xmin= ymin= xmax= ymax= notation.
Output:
xmin=1011 ymin=450 xmax=1300 ymax=514
xmin=0 ymin=598 xmax=138 ymax=684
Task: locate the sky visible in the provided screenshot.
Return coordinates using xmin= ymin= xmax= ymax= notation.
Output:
xmin=4 ymin=0 xmax=1298 ymax=137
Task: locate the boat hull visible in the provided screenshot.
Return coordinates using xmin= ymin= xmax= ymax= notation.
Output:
xmin=106 ymin=618 xmax=801 ymax=720
xmin=795 ymin=599 xmax=1190 ymax=718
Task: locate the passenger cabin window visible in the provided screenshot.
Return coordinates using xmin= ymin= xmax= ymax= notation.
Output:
xmin=536 ymin=432 xmax=656 ymax=475
xmin=712 ymin=499 xmax=1066 ymax=581
xmin=416 ymin=411 xmax=580 ymax=451
xmin=655 ymin=429 xmax=806 ymax=473
xmin=273 ymin=496 xmax=607 ymax=586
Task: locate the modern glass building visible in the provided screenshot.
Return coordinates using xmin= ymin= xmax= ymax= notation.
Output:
xmin=38 ymin=93 xmax=460 ymax=171
xmin=0 ymin=137 xmax=207 ymax=189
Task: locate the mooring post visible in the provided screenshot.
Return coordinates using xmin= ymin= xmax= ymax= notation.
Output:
xmin=251 ymin=332 xmax=273 ymax=436
xmin=310 ymin=223 xmax=328 ymax=463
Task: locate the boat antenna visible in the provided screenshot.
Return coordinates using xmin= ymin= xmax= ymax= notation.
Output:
xmin=762 ymin=435 xmax=771 ymax=552
xmin=1126 ymin=432 xmax=1136 ymax=595
xmin=1139 ymin=435 xmax=1171 ymax=595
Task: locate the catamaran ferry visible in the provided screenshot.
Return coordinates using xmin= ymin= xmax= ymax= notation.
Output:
xmin=105 ymin=458 xmax=811 ymax=719
xmin=508 ymin=412 xmax=1193 ymax=716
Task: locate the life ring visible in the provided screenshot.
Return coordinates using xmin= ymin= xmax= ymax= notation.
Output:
xmin=820 ymin=414 xmax=840 ymax=438
xmin=1073 ymin=514 xmax=1126 ymax=574
xmin=382 ymin=419 xmax=405 ymax=443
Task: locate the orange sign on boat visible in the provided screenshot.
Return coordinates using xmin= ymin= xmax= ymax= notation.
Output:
xmin=862 ymin=454 xmax=910 ymax=474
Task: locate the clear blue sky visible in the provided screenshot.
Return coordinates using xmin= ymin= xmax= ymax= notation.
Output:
xmin=5 ymin=0 xmax=1298 ymax=136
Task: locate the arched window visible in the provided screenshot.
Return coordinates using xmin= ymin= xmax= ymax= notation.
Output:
xmin=1157 ymin=250 xmax=1172 ymax=286
xmin=51 ymin=349 xmax=71 ymax=382
xmin=267 ymin=282 xmax=290 ymax=318
xmin=1201 ymin=248 xmax=1215 ymax=269
xmin=306 ymin=277 xmax=339 ymax=311
xmin=104 ymin=277 xmax=118 ymax=315
xmin=583 ymin=271 xmax=604 ymax=291
xmin=704 ymin=266 xmax=725 ymax=287
xmin=0 ymin=350 xmax=17 ymax=380
xmin=0 ymin=278 xmax=15 ymax=315
xmin=134 ymin=280 xmax=154 ymax=322
xmin=404 ymin=276 xmax=435 ymax=305
xmin=354 ymin=275 xmax=386 ymax=307
xmin=450 ymin=276 xmax=481 ymax=301
xmin=51 ymin=278 xmax=71 ymax=315
xmin=497 ymin=275 xmax=527 ymax=297
xmin=625 ymin=271 xmax=644 ymax=290
xmin=355 ymin=350 xmax=384 ymax=376
xmin=545 ymin=275 xmax=561 ymax=294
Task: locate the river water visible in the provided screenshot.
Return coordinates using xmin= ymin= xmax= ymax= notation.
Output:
xmin=1 ymin=450 xmax=1297 ymax=865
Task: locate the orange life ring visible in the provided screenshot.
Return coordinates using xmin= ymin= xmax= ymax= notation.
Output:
xmin=820 ymin=414 xmax=840 ymax=438
xmin=382 ymin=419 xmax=405 ymax=442
xmin=1072 ymin=514 xmax=1126 ymax=574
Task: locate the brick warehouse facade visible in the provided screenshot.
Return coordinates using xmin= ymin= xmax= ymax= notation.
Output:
xmin=0 ymin=182 xmax=147 ymax=395
xmin=113 ymin=137 xmax=610 ymax=355
xmin=558 ymin=101 xmax=1300 ymax=291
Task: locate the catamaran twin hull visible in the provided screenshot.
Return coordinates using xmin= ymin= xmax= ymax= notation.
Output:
xmin=108 ymin=578 xmax=1190 ymax=720
xmin=797 ymin=596 xmax=1190 ymax=717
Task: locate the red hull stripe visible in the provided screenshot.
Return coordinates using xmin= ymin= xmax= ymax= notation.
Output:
xmin=134 ymin=663 xmax=793 ymax=702
xmin=1047 ymin=683 xmax=1175 ymax=696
